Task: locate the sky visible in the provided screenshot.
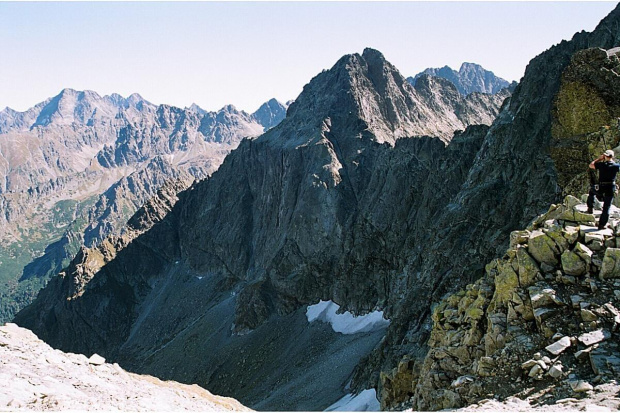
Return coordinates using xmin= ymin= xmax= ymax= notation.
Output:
xmin=0 ymin=1 xmax=617 ymax=113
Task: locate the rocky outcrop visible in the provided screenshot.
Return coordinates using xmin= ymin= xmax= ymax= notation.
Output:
xmin=371 ymin=7 xmax=620 ymax=408
xmin=386 ymin=195 xmax=620 ymax=411
xmin=0 ymin=323 xmax=249 ymax=411
xmin=409 ymin=63 xmax=512 ymax=95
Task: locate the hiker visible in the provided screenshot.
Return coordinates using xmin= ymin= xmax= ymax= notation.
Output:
xmin=588 ymin=149 xmax=620 ymax=229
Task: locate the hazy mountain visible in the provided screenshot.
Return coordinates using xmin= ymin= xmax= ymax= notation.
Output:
xmin=0 ymin=89 xmax=286 ymax=323
xmin=408 ymin=62 xmax=512 ymax=95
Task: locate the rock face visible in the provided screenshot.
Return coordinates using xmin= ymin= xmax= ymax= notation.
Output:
xmin=15 ymin=6 xmax=620 ymax=410
xmin=409 ymin=62 xmax=513 ymax=95
xmin=0 ymin=323 xmax=249 ymax=411
xmin=0 ymin=90 xmax=286 ymax=323
xmin=14 ymin=48 xmax=507 ymax=410
xmin=400 ymin=195 xmax=620 ymax=411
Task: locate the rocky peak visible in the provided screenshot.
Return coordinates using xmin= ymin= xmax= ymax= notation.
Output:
xmin=409 ymin=62 xmax=511 ymax=95
xmin=251 ymin=98 xmax=287 ymax=131
xmin=283 ymin=48 xmax=506 ymax=146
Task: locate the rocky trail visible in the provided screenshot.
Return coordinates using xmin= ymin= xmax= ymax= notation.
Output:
xmin=391 ymin=195 xmax=620 ymax=411
xmin=0 ymin=323 xmax=249 ymax=411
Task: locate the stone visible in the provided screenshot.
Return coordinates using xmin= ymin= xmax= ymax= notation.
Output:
xmin=562 ymin=226 xmax=581 ymax=245
xmin=88 ymin=354 xmax=106 ymax=366
xmin=581 ymin=309 xmax=598 ymax=322
xmin=545 ymin=336 xmax=572 ymax=355
xmin=528 ymin=231 xmax=560 ymax=266
xmin=521 ymin=359 xmax=538 ymax=369
xmin=578 ymin=329 xmax=611 ymax=346
xmin=579 ymin=225 xmax=599 ymax=238
xmin=528 ymin=285 xmax=564 ymax=308
xmin=528 ymin=364 xmax=543 ymax=377
xmin=451 ymin=375 xmax=474 ymax=388
xmin=510 ymin=230 xmax=530 ymax=248
xmin=569 ymin=380 xmax=593 ymax=393
xmin=570 ymin=295 xmax=583 ymax=309
xmin=493 ymin=264 xmax=520 ymax=306
xmin=548 ymin=364 xmax=563 ymax=378
xmin=516 ymin=248 xmax=539 ymax=287
xmin=575 ymin=347 xmax=594 ymax=361
xmin=561 ymin=250 xmax=587 ymax=276
xmin=477 ymin=357 xmax=496 ymax=377
xmin=600 ymin=248 xmax=620 ymax=279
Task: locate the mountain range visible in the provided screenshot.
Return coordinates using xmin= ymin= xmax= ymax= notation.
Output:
xmin=409 ymin=62 xmax=513 ymax=95
xmin=0 ymin=90 xmax=288 ymax=323
xmin=10 ymin=47 xmax=512 ymax=411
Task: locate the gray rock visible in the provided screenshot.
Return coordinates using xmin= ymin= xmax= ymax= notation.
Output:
xmin=548 ymin=364 xmax=563 ymax=378
xmin=88 ymin=354 xmax=106 ymax=366
xmin=578 ymin=329 xmax=611 ymax=346
xmin=569 ymin=380 xmax=594 ymax=393
xmin=545 ymin=336 xmax=572 ymax=355
xmin=600 ymin=248 xmax=620 ymax=279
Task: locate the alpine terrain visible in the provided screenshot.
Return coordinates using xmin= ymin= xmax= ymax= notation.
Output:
xmin=13 ymin=4 xmax=620 ymax=412
xmin=409 ymin=63 xmax=513 ymax=95
xmin=0 ymin=92 xmax=288 ymax=323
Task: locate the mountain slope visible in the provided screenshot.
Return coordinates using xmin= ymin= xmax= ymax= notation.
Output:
xmin=0 ymin=90 xmax=286 ymax=323
xmin=14 ymin=48 xmax=507 ymax=410
xmin=408 ymin=63 xmax=512 ymax=95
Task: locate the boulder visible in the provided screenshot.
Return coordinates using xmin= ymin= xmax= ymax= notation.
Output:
xmin=528 ymin=285 xmax=564 ymax=308
xmin=548 ymin=363 xmax=563 ymax=379
xmin=561 ymin=250 xmax=587 ymax=276
xmin=528 ymin=231 xmax=560 ymax=266
xmin=545 ymin=336 xmax=572 ymax=355
xmin=569 ymin=380 xmax=593 ymax=393
xmin=600 ymin=248 xmax=620 ymax=279
xmin=578 ymin=329 xmax=611 ymax=346
xmin=516 ymin=248 xmax=539 ymax=287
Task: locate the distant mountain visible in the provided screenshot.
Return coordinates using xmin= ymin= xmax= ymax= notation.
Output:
xmin=0 ymin=88 xmax=287 ymax=323
xmin=408 ymin=62 xmax=513 ymax=95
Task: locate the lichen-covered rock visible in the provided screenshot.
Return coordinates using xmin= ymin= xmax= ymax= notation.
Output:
xmin=600 ymin=248 xmax=620 ymax=279
xmin=528 ymin=231 xmax=561 ymax=266
xmin=561 ymin=249 xmax=588 ymax=276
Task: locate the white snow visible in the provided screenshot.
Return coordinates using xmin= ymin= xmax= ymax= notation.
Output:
xmin=306 ymin=300 xmax=390 ymax=335
xmin=325 ymin=389 xmax=380 ymax=412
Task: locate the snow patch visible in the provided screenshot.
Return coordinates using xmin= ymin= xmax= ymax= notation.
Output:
xmin=306 ymin=300 xmax=390 ymax=335
xmin=325 ymin=389 xmax=380 ymax=412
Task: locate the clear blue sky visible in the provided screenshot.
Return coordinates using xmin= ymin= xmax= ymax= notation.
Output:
xmin=0 ymin=1 xmax=617 ymax=113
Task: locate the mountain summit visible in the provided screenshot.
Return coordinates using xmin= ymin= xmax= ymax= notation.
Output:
xmin=409 ymin=62 xmax=512 ymax=95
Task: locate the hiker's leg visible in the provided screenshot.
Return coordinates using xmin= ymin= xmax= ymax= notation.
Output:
xmin=599 ymin=192 xmax=614 ymax=228
xmin=587 ymin=187 xmax=596 ymax=212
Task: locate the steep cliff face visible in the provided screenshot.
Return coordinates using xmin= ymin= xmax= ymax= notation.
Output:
xmin=14 ymin=48 xmax=507 ymax=410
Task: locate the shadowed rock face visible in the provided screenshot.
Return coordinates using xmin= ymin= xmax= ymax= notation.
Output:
xmin=14 ymin=48 xmax=507 ymax=410
xmin=14 ymin=5 xmax=620 ymax=408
